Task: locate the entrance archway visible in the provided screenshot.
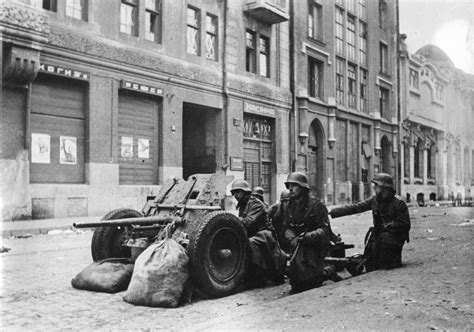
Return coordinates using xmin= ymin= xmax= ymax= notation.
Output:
xmin=308 ymin=119 xmax=325 ymax=200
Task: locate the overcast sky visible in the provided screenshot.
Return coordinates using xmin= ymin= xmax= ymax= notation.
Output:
xmin=399 ymin=0 xmax=474 ymax=74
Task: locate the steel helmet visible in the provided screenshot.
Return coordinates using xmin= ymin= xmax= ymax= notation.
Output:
xmin=279 ymin=189 xmax=291 ymax=201
xmin=371 ymin=173 xmax=394 ymax=189
xmin=252 ymin=186 xmax=264 ymax=196
xmin=284 ymin=172 xmax=310 ymax=189
xmin=231 ymin=179 xmax=252 ymax=193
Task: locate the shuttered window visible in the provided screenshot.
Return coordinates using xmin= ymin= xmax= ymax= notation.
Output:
xmin=30 ymin=75 xmax=86 ymax=183
xmin=118 ymin=92 xmax=160 ymax=185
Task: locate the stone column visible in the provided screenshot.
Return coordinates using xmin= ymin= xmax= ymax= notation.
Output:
xmin=409 ymin=145 xmax=415 ymax=183
xmin=423 ymin=147 xmax=428 ymax=184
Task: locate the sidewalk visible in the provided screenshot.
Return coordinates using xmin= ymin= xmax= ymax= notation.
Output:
xmin=1 ymin=215 xmax=101 ymax=237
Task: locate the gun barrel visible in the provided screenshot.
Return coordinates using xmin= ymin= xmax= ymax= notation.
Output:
xmin=73 ymin=216 xmax=179 ymax=229
xmin=156 ymin=204 xmax=221 ymax=211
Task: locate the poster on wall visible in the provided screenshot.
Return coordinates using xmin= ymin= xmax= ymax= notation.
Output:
xmin=138 ymin=138 xmax=150 ymax=159
xmin=121 ymin=136 xmax=133 ymax=158
xmin=31 ymin=133 xmax=51 ymax=164
xmin=59 ymin=136 xmax=77 ymax=165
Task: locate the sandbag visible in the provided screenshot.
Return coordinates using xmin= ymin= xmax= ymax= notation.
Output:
xmin=123 ymin=238 xmax=189 ymax=308
xmin=71 ymin=258 xmax=134 ymax=293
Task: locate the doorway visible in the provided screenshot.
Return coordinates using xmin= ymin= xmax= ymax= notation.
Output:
xmin=308 ymin=120 xmax=325 ymax=200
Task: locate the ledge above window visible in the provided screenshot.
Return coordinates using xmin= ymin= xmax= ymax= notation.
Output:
xmin=244 ymin=0 xmax=289 ymax=25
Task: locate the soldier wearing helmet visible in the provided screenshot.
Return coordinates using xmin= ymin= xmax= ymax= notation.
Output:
xmin=329 ymin=173 xmax=411 ymax=272
xmin=252 ymin=186 xmax=268 ymax=209
xmin=281 ymin=172 xmax=341 ymax=293
xmin=230 ymin=179 xmax=286 ymax=287
xmin=268 ymin=190 xmax=291 ymax=249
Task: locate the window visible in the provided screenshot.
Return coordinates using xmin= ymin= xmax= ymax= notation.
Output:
xmin=358 ymin=0 xmax=367 ymax=20
xmin=359 ymin=22 xmax=367 ymax=66
xmin=347 ymin=16 xmax=356 ymax=61
xmin=308 ymin=1 xmax=322 ymax=40
xmin=409 ymin=69 xmax=419 ymax=89
xmin=336 ymin=57 xmax=345 ymax=105
xmin=145 ymin=0 xmax=161 ymax=43
xmin=379 ymin=87 xmax=389 ymax=119
xmin=120 ymin=0 xmax=138 ymax=36
xmin=335 ymin=7 xmax=344 ymax=55
xmin=414 ymin=140 xmax=421 ymax=178
xmin=187 ymin=6 xmax=201 ymax=55
xmin=379 ymin=0 xmax=386 ymax=29
xmin=259 ymin=36 xmax=269 ymax=77
xmin=347 ymin=0 xmax=356 ymax=13
xmin=435 ymin=82 xmax=444 ymax=101
xmin=359 ymin=68 xmax=367 ymax=112
xmin=246 ymin=30 xmax=256 ymax=73
xmin=205 ymin=14 xmax=218 ymax=61
xmin=348 ymin=63 xmax=357 ymax=109
xmin=309 ymin=57 xmax=323 ymax=98
xmin=379 ymin=42 xmax=388 ymax=73
xmin=66 ymin=0 xmax=86 ymax=20
xmin=42 ymin=0 xmax=57 ymax=11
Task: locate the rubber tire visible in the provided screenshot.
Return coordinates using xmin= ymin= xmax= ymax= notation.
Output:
xmin=91 ymin=208 xmax=143 ymax=261
xmin=188 ymin=211 xmax=248 ymax=298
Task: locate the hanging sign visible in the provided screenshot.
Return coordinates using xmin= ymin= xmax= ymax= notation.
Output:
xmin=31 ymin=133 xmax=51 ymax=164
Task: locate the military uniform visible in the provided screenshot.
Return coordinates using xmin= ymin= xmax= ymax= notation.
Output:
xmin=282 ymin=193 xmax=332 ymax=292
xmin=236 ymin=191 xmax=286 ymax=286
xmin=330 ymin=174 xmax=410 ymax=272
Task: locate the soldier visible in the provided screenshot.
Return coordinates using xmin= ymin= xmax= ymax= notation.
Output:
xmin=268 ymin=190 xmax=291 ymax=251
xmin=281 ymin=172 xmax=340 ymax=293
xmin=329 ymin=173 xmax=411 ymax=272
xmin=230 ymin=180 xmax=286 ymax=287
xmin=252 ymin=186 xmax=268 ymax=209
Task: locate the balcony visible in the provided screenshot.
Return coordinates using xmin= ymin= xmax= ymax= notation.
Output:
xmin=244 ymin=0 xmax=289 ymax=25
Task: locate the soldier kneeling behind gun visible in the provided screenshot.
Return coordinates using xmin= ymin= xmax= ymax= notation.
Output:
xmin=281 ymin=172 xmax=342 ymax=294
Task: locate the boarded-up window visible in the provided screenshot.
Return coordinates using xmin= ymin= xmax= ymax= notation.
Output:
xmin=118 ymin=92 xmax=160 ymax=185
xmin=30 ymin=75 xmax=86 ymax=183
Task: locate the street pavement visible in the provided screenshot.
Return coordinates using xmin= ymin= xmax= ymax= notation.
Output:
xmin=1 ymin=206 xmax=473 ymax=330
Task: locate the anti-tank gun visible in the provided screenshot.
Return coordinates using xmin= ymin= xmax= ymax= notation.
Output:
xmin=74 ymin=173 xmax=363 ymax=298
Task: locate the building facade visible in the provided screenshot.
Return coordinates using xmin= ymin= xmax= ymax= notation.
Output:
xmin=1 ymin=0 xmax=292 ymax=221
xmin=291 ymin=0 xmax=399 ymax=205
xmin=399 ymin=42 xmax=474 ymax=204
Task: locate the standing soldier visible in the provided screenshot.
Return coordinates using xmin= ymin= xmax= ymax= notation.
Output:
xmin=329 ymin=173 xmax=411 ymax=272
xmin=230 ymin=180 xmax=286 ymax=287
xmin=281 ymin=172 xmax=340 ymax=293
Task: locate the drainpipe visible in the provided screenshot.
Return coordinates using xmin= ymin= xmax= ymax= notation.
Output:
xmin=395 ymin=0 xmax=401 ymax=194
xmin=289 ymin=0 xmax=296 ymax=171
xmin=222 ymin=0 xmax=229 ymax=172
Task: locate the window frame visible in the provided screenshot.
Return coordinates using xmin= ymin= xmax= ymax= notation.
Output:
xmin=145 ymin=0 xmax=162 ymax=43
xmin=346 ymin=15 xmax=356 ymax=61
xmin=308 ymin=1 xmax=323 ymax=41
xmin=205 ymin=13 xmax=218 ymax=61
xmin=347 ymin=63 xmax=357 ymax=109
xmin=259 ymin=35 xmax=270 ymax=78
xmin=120 ymin=0 xmax=139 ymax=37
xmin=65 ymin=0 xmax=87 ymax=20
xmin=379 ymin=86 xmax=389 ymax=120
xmin=335 ymin=6 xmax=345 ymax=55
xmin=336 ymin=57 xmax=345 ymax=105
xmin=379 ymin=42 xmax=388 ymax=73
xmin=246 ymin=30 xmax=257 ymax=74
xmin=186 ymin=6 xmax=201 ymax=56
xmin=309 ymin=56 xmax=324 ymax=99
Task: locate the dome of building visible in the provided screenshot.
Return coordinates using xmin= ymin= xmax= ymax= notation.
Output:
xmin=415 ymin=44 xmax=454 ymax=67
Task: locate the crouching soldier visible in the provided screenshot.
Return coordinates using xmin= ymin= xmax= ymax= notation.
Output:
xmin=329 ymin=173 xmax=410 ymax=272
xmin=281 ymin=172 xmax=340 ymax=293
xmin=231 ymin=180 xmax=287 ymax=287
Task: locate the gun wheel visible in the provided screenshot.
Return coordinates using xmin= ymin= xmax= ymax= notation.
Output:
xmin=188 ymin=211 xmax=248 ymax=298
xmin=91 ymin=208 xmax=142 ymax=261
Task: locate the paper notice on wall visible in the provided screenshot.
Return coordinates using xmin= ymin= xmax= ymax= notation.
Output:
xmin=121 ymin=136 xmax=133 ymax=158
xmin=138 ymin=138 xmax=149 ymax=159
xmin=60 ymin=136 xmax=77 ymax=164
xmin=31 ymin=133 xmax=51 ymax=164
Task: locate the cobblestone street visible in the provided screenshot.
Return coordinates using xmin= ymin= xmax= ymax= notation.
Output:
xmin=1 ymin=206 xmax=473 ymax=330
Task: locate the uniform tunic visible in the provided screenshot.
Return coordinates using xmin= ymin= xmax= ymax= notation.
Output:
xmin=282 ymin=193 xmax=331 ymax=291
xmin=237 ymin=194 xmax=286 ymax=283
xmin=330 ymin=194 xmax=410 ymax=271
